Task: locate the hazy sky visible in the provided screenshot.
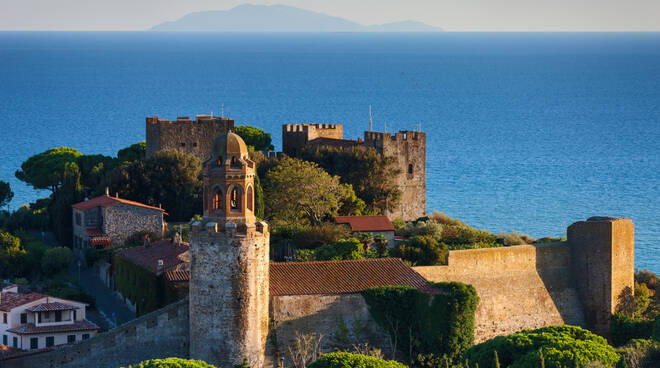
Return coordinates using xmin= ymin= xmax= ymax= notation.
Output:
xmin=1 ymin=0 xmax=659 ymax=31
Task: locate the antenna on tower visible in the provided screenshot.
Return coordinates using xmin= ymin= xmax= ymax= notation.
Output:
xmin=221 ymin=103 xmax=225 ymax=117
xmin=384 ymin=121 xmax=388 ymax=133
xmin=417 ymin=121 xmax=422 ymax=132
xmin=369 ymin=105 xmax=373 ymax=132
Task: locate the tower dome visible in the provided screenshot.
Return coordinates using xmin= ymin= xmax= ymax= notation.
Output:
xmin=211 ymin=131 xmax=248 ymax=161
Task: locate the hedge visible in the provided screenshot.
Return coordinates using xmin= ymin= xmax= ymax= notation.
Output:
xmin=610 ymin=313 xmax=654 ymax=347
xmin=361 ymin=282 xmax=478 ymax=361
xmin=464 ymin=325 xmax=620 ymax=368
xmin=308 ymin=352 xmax=407 ymax=368
xmin=122 ymin=358 xmax=217 ymax=368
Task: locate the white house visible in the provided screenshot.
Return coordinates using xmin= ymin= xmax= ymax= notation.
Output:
xmin=0 ymin=285 xmax=98 ymax=351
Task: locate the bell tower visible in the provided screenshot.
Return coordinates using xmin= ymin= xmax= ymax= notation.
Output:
xmin=190 ymin=132 xmax=270 ymax=368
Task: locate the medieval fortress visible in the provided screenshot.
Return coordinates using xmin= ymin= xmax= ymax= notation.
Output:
xmin=4 ymin=116 xmax=635 ymax=368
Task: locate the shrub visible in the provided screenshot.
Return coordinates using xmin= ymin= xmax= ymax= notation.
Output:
xmin=41 ymin=246 xmax=74 ymax=276
xmin=315 ymin=238 xmax=365 ymax=261
xmin=428 ymin=211 xmax=467 ymax=227
xmin=610 ymin=313 xmax=654 ymax=346
xmin=616 ymin=339 xmax=660 ymax=368
xmin=123 ymin=357 xmax=217 ymax=368
xmin=464 ymin=325 xmax=620 ymax=368
xmin=497 ymin=231 xmax=535 ymax=245
xmin=308 ymin=352 xmax=407 ymax=368
xmin=391 ymin=235 xmax=447 ymax=266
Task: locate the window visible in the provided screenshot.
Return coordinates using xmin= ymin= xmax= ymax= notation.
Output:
xmin=75 ymin=213 xmax=81 ymax=226
xmin=82 ymin=334 xmax=90 ymax=340
xmin=3 ymin=313 xmax=6 ymax=324
xmin=230 ymin=186 xmax=242 ymax=211
xmin=408 ymin=163 xmax=414 ymax=174
xmin=20 ymin=313 xmax=27 ymax=324
xmin=193 ymin=142 xmax=198 ymax=147
xmin=216 ymin=156 xmax=223 ymax=167
xmin=213 ymin=189 xmax=223 ymax=212
xmin=38 ymin=313 xmax=41 ymax=323
xmin=2 ymin=335 xmax=6 ymax=345
xmin=247 ymin=186 xmax=253 ymax=212
xmin=45 ymin=311 xmax=50 ymax=319
xmin=14 ymin=337 xmax=19 ymax=348
xmin=46 ymin=336 xmax=54 ymax=347
xmin=230 ymin=156 xmax=240 ymax=168
xmin=180 ymin=142 xmax=186 ymax=147
xmin=55 ymin=311 xmax=62 ymax=322
xmin=67 ymin=335 xmax=76 ymax=343
xmin=73 ymin=310 xmax=77 ymax=320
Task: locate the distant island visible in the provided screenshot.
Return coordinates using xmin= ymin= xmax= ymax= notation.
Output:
xmin=150 ymin=4 xmax=443 ymax=32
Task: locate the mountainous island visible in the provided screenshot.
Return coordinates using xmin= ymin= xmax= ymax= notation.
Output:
xmin=150 ymin=4 xmax=443 ymax=32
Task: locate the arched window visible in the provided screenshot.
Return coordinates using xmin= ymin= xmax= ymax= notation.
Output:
xmin=408 ymin=163 xmax=414 ymax=175
xmin=212 ymin=189 xmax=223 ymax=212
xmin=247 ymin=186 xmax=254 ymax=212
xmin=230 ymin=156 xmax=240 ymax=169
xmin=216 ymin=156 xmax=223 ymax=167
xmin=230 ymin=186 xmax=242 ymax=212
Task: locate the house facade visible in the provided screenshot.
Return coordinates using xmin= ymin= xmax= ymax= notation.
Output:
xmin=71 ymin=193 xmax=167 ymax=256
xmin=0 ymin=286 xmax=98 ymax=351
xmin=334 ymin=215 xmax=397 ymax=247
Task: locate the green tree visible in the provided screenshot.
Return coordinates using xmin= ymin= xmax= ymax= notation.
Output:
xmin=263 ymin=157 xmax=357 ymax=225
xmin=315 ymin=238 xmax=365 ymax=261
xmin=0 ymin=180 xmax=13 ymax=208
xmin=76 ymin=154 xmax=116 ymax=195
xmin=49 ymin=162 xmax=84 ymax=243
xmin=0 ymin=231 xmax=27 ymax=278
xmin=392 ymin=235 xmax=448 ymax=266
xmin=300 ymin=146 xmax=401 ymax=214
xmin=308 ymin=352 xmax=407 ymax=368
xmin=105 ymin=150 xmax=202 ymax=221
xmin=235 ymin=125 xmax=274 ymax=152
xmin=41 ymin=246 xmax=74 ymax=276
xmin=15 ymin=147 xmax=82 ymax=192
xmin=254 ymin=173 xmax=265 ymax=219
xmin=117 ymin=142 xmax=146 ymax=163
xmin=123 ymin=358 xmax=217 ymax=368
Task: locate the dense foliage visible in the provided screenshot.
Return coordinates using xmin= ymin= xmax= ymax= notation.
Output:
xmin=0 ymin=231 xmax=27 ymax=278
xmin=117 ymin=142 xmax=146 ymax=163
xmin=314 ymin=238 xmax=365 ymax=261
xmin=464 ymin=325 xmax=620 ymax=368
xmin=15 ymin=147 xmax=83 ymax=192
xmin=391 ymin=235 xmax=448 ymax=266
xmin=0 ymin=180 xmax=13 ymax=208
xmin=235 ymin=125 xmax=274 ymax=152
xmin=300 ymin=146 xmax=400 ymax=215
xmin=263 ymin=157 xmax=361 ymax=225
xmin=361 ymin=282 xmax=478 ymax=361
xmin=123 ymin=358 xmax=217 ymax=368
xmin=41 ymin=246 xmax=74 ymax=276
xmin=308 ymin=352 xmax=407 ymax=368
xmin=616 ymin=339 xmax=660 ymax=368
xmin=610 ymin=313 xmax=655 ymax=347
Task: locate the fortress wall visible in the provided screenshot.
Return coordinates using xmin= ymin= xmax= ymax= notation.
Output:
xmin=146 ymin=117 xmax=234 ymax=161
xmin=266 ymin=294 xmax=392 ymax=368
xmin=2 ymin=299 xmax=190 ymax=368
xmin=414 ymin=243 xmax=585 ymax=343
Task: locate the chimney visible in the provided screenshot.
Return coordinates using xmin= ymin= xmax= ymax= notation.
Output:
xmin=105 ymin=187 xmax=110 ymax=196
xmin=115 ymin=192 xmax=119 ymax=198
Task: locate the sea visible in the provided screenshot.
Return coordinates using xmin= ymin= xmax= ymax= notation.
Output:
xmin=0 ymin=32 xmax=659 ymax=272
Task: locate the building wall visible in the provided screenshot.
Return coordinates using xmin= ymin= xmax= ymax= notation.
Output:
xmin=190 ymin=222 xmax=270 ymax=368
xmin=282 ymin=124 xmax=343 ymax=157
xmin=266 ymin=294 xmax=392 ymax=368
xmin=414 ymin=243 xmax=585 ymax=343
xmin=18 ymin=331 xmax=96 ymax=351
xmin=102 ymin=204 xmax=164 ymax=246
xmin=146 ymin=116 xmax=235 ymax=161
xmin=1 ymin=299 xmax=189 ymax=368
xmin=364 ymin=131 xmax=426 ymax=221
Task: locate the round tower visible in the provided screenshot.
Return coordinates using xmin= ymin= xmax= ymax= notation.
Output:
xmin=190 ymin=132 xmax=270 ymax=368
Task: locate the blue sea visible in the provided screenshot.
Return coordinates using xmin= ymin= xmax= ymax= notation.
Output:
xmin=1 ymin=32 xmax=659 ymax=271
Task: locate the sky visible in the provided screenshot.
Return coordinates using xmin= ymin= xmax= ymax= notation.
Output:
xmin=1 ymin=0 xmax=659 ymax=31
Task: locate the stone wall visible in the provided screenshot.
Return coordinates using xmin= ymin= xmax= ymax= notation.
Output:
xmin=266 ymin=294 xmax=392 ymax=368
xmin=282 ymin=123 xmax=344 ymax=157
xmin=414 ymin=243 xmax=585 ymax=343
xmin=146 ymin=116 xmax=235 ymax=161
xmin=103 ymin=203 xmax=164 ymax=246
xmin=2 ymin=299 xmax=189 ymax=368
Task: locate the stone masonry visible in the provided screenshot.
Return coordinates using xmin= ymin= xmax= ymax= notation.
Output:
xmin=146 ymin=115 xmax=235 ymax=161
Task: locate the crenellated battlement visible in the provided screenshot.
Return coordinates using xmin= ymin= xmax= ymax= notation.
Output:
xmin=283 ymin=123 xmax=341 ymax=132
xmin=146 ymin=115 xmax=235 ymax=160
xmin=364 ymin=130 xmax=426 ymax=143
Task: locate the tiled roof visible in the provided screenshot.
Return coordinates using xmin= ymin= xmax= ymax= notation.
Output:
xmin=307 ymin=137 xmax=361 ymax=148
xmin=270 ymin=258 xmax=433 ymax=296
xmin=165 ymin=269 xmax=190 ymax=282
xmin=116 ymin=240 xmax=190 ymax=274
xmin=26 ymin=302 xmax=77 ymax=312
xmin=334 ymin=215 xmax=395 ymax=232
xmin=85 ymin=228 xmax=105 ymax=237
xmin=7 ymin=320 xmax=98 ymax=335
xmin=0 ymin=292 xmax=46 ymax=312
xmin=72 ymin=195 xmax=166 ymax=213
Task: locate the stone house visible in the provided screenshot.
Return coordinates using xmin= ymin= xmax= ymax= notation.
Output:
xmin=71 ymin=193 xmax=167 ymax=256
xmin=333 ymin=215 xmax=397 ymax=247
xmin=0 ymin=286 xmax=98 ymax=351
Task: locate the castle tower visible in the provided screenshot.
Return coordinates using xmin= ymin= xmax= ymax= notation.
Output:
xmin=568 ymin=217 xmax=634 ymax=337
xmin=190 ymin=132 xmax=270 ymax=367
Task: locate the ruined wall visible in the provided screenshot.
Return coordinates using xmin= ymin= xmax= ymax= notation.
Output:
xmin=266 ymin=294 xmax=392 ymax=368
xmin=146 ymin=115 xmax=235 ymax=161
xmin=282 ymin=123 xmax=343 ymax=157
xmin=568 ymin=217 xmax=635 ymax=336
xmin=414 ymin=243 xmax=585 ymax=343
xmin=2 ymin=299 xmax=189 ymax=368
xmin=103 ymin=204 xmax=164 ymax=246
xmin=190 ymin=222 xmax=270 ymax=368
xmin=364 ymin=131 xmax=426 ymax=221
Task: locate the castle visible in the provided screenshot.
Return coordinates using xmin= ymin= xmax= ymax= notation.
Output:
xmin=3 ymin=129 xmax=635 ymax=368
xmin=282 ymin=123 xmax=427 ymax=221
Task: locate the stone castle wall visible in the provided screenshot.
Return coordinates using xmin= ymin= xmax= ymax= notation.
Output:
xmin=282 ymin=123 xmax=343 ymax=157
xmin=414 ymin=243 xmax=585 ymax=343
xmin=1 ymin=299 xmax=189 ymax=368
xmin=266 ymin=294 xmax=393 ymax=368
xmin=190 ymin=222 xmax=270 ymax=368
xmin=146 ymin=116 xmax=235 ymax=161
xmin=103 ymin=203 xmax=164 ymax=246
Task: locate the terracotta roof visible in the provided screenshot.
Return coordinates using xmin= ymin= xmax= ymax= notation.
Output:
xmin=270 ymin=258 xmax=432 ymax=296
xmin=85 ymin=228 xmax=105 ymax=237
xmin=72 ymin=195 xmax=166 ymax=213
xmin=334 ymin=215 xmax=395 ymax=232
xmin=26 ymin=302 xmax=77 ymax=312
xmin=116 ymin=240 xmax=190 ymax=274
xmin=7 ymin=320 xmax=98 ymax=335
xmin=0 ymin=293 xmax=46 ymax=312
xmin=307 ymin=137 xmax=361 ymax=148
